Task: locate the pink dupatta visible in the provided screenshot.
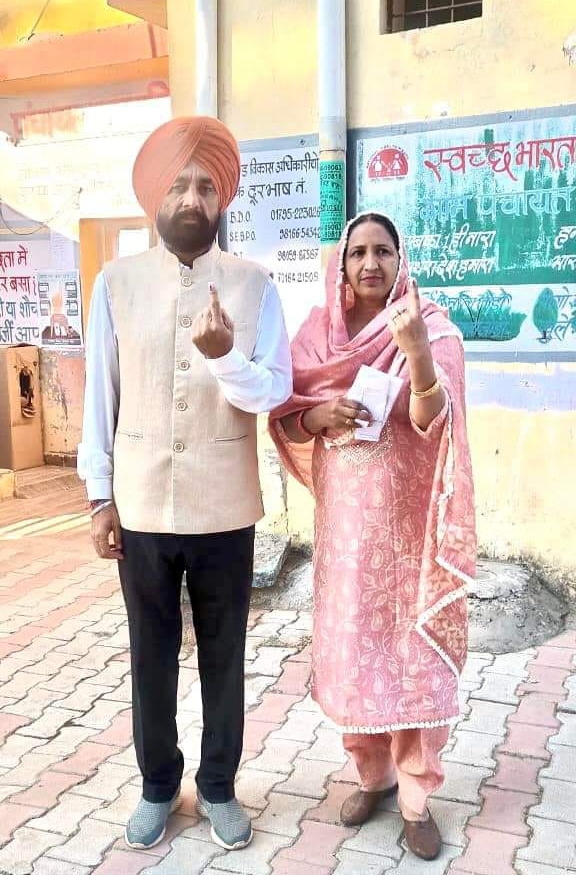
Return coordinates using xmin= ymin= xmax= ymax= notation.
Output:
xmin=270 ymin=214 xmax=476 ymax=686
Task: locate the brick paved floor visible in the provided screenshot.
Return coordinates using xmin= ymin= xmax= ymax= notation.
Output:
xmin=0 ymin=489 xmax=574 ymax=874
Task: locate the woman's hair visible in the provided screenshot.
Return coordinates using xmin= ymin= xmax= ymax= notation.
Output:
xmin=344 ymin=213 xmax=400 ymax=257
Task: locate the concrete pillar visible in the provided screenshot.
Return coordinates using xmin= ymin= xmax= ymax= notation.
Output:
xmin=166 ymin=0 xmax=218 ymax=117
xmin=318 ymin=0 xmax=347 ymax=264
xmin=166 ymin=0 xmax=196 ymax=116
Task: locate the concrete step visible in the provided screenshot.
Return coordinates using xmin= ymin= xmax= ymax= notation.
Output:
xmin=15 ymin=466 xmax=82 ymax=499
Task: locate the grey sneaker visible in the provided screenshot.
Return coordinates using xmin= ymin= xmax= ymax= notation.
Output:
xmin=197 ymin=791 xmax=253 ymax=850
xmin=125 ymin=789 xmax=181 ymax=849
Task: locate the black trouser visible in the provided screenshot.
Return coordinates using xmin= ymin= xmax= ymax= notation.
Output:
xmin=118 ymin=526 xmax=254 ymax=804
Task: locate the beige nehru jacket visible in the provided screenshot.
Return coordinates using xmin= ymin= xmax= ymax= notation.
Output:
xmin=103 ymin=245 xmax=268 ymax=534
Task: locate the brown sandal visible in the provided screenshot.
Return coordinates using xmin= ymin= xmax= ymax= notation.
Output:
xmin=340 ymin=784 xmax=398 ymax=827
xmin=402 ymin=808 xmax=441 ymax=860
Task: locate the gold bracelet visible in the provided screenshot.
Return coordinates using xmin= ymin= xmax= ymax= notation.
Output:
xmin=411 ymin=379 xmax=441 ymax=399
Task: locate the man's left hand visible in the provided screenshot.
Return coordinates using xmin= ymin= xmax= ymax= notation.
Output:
xmin=192 ymin=285 xmax=234 ymax=359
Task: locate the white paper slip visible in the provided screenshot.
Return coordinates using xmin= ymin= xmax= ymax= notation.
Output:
xmin=347 ymin=365 xmax=404 ymax=442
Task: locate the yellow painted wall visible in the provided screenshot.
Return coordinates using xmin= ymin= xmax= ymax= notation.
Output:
xmin=348 ymin=0 xmax=576 ymax=128
xmin=163 ymin=0 xmax=576 ymax=581
xmin=0 ymin=0 xmax=137 ymax=48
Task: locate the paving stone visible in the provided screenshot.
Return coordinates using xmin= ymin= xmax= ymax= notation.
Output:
xmin=516 ymin=816 xmax=576 ymax=869
xmin=29 ymin=792 xmax=103 ymax=835
xmin=433 ymin=760 xmax=491 ymax=804
xmin=291 ymin=693 xmax=322 ymax=713
xmin=272 ymin=662 xmax=311 ymax=697
xmin=251 ymin=791 xmax=314 ymax=836
xmin=69 ymin=762 xmax=137 ymax=801
xmin=549 ymin=713 xmax=576 ymax=747
xmin=91 ymin=711 xmax=132 ymax=747
xmin=56 ymin=632 xmax=104 ymax=656
xmin=333 ymin=848 xmax=396 ymax=875
xmin=205 ymin=830 xmax=292 ymax=875
xmin=45 ymin=818 xmax=123 ymax=866
xmin=0 ymin=827 xmax=65 ymax=875
xmin=341 ymin=810 xmax=404 ymax=860
xmin=4 ymin=752 xmax=64 ymax=786
xmin=519 ymin=665 xmax=572 ymax=698
xmin=486 ymin=753 xmax=542 ymax=795
xmin=483 ymin=650 xmax=535 ymax=676
xmin=396 ymin=841 xmax=462 ymax=873
xmin=10 ymin=769 xmax=83 ymax=808
xmin=516 ymin=863 xmax=576 ymax=875
xmin=458 ymin=700 xmax=516 ymax=737
xmin=84 ymin=662 xmax=131 ymax=688
xmin=452 ymin=825 xmax=523 ymax=875
xmin=0 ymin=783 xmax=26 ymax=803
xmin=0 ymin=733 xmax=46 ymax=769
xmin=101 ymin=678 xmax=132 ymax=704
xmin=72 ymin=700 xmax=131 ymax=730
xmin=6 ymin=687 xmax=67 ymax=719
xmin=248 ymin=693 xmax=304 ymax=724
xmin=53 ymin=740 xmax=120 ymax=776
xmin=244 ymin=738 xmax=309 ymax=775
xmin=23 ymin=652 xmax=76 ymax=677
xmin=499 ymin=722 xmax=553 ymax=761
xmin=37 ymin=726 xmax=98 ymax=759
xmin=307 ymin=780 xmax=362 ymax=824
xmin=472 ymin=672 xmax=521 ymax=705
xmin=270 ymin=861 xmax=332 ymax=875
xmin=442 ymin=729 xmax=498 ymax=769
xmin=54 ymin=683 xmax=112 ymax=713
xmin=509 ymin=693 xmax=561 ymax=729
xmin=0 ymin=671 xmax=45 ymax=699
xmin=558 ymin=674 xmax=576 ymax=715
xmin=17 ymin=707 xmax=81 ymax=739
xmin=91 ymin=781 xmax=143 ymax=823
xmin=0 ymin=801 xmax=45 ymax=844
xmin=530 ymin=777 xmax=576 ymax=824
xmin=531 ymin=647 xmax=575 ymax=671
xmin=39 ymin=667 xmax=96 ymax=694
xmin=272 ymin=711 xmax=323 ymax=744
xmin=245 ymin=675 xmax=279 ymax=709
xmin=276 ymin=756 xmax=344 ymax=800
xmin=469 ymin=786 xmax=538 ymax=836
xmin=280 ymin=820 xmax=354 ymax=868
xmin=72 ymin=646 xmax=125 ymax=673
xmin=243 ymin=719 xmax=281 ymax=755
xmin=541 ymin=742 xmax=576 ymax=783
xmin=426 ymin=799 xmax=479 ymax=848
xmin=300 ymin=726 xmax=348 ymax=765
xmin=249 ymin=647 xmax=297 ymax=678
xmin=91 ymin=848 xmax=163 ymax=875
xmin=32 ymin=859 xmax=92 ymax=875
xmin=235 ymin=767 xmax=287 ymax=810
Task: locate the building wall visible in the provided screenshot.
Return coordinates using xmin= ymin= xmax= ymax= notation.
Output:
xmin=169 ymin=0 xmax=576 ymax=585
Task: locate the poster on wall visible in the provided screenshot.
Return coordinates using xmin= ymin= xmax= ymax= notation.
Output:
xmin=36 ymin=270 xmax=83 ymax=348
xmin=0 ymin=239 xmax=82 ymax=348
xmin=354 ymin=110 xmax=576 ymax=358
xmin=224 ymin=142 xmax=321 ymax=337
xmin=0 ymin=241 xmax=45 ymax=346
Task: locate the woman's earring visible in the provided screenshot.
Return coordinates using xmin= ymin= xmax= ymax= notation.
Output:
xmin=345 ymin=283 xmax=355 ymax=310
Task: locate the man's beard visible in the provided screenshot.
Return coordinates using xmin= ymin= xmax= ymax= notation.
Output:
xmin=157 ymin=210 xmax=220 ymax=255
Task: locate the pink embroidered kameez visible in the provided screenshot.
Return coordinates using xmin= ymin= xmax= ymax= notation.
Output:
xmin=270 ymin=214 xmax=476 ymax=811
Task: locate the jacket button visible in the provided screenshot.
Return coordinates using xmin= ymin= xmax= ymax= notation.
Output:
xmin=179 ymin=316 xmax=192 ymax=328
xmin=176 ymin=400 xmax=188 ymax=411
xmin=178 ymin=359 xmax=190 ymax=371
xmin=173 ymin=442 xmax=184 ymax=453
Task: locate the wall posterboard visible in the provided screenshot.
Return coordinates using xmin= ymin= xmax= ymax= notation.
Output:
xmin=353 ymin=108 xmax=576 ymax=359
xmin=224 ymin=140 xmax=321 ymax=337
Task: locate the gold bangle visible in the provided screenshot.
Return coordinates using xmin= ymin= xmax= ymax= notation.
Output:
xmin=411 ymin=379 xmax=441 ymax=399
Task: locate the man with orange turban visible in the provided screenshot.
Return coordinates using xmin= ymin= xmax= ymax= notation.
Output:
xmin=78 ymin=117 xmax=292 ymax=852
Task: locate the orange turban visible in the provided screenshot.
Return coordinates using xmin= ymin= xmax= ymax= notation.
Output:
xmin=132 ymin=116 xmax=241 ymax=220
